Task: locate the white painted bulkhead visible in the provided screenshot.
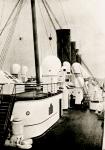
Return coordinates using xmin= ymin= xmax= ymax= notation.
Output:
xmin=11 ymin=93 xmax=62 ymax=139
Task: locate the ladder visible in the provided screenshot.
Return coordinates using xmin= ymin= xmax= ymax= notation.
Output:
xmin=0 ymin=84 xmax=16 ymax=146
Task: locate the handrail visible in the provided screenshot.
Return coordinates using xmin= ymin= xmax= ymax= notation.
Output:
xmin=13 ymin=82 xmax=62 ymax=86
xmin=0 ymin=83 xmax=8 ymax=103
xmin=3 ymin=85 xmax=16 ymax=132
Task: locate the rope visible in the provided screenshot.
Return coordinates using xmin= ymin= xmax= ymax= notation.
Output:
xmin=0 ymin=0 xmax=21 ymax=36
xmin=71 ymin=66 xmax=87 ymax=93
xmin=44 ymin=0 xmax=62 ymax=29
xmin=0 ymin=0 xmax=5 ymax=27
xmin=37 ymin=0 xmax=53 ymax=55
xmin=70 ymin=64 xmax=92 ymax=105
xmin=0 ymin=0 xmax=24 ymax=69
xmin=81 ymin=58 xmax=103 ymax=91
xmin=0 ymin=0 xmax=27 ymax=36
xmin=41 ymin=0 xmax=56 ymax=31
xmin=58 ymin=0 xmax=68 ymax=28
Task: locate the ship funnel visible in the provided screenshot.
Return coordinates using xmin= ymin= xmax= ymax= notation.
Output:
xmin=56 ymin=29 xmax=71 ymax=65
xmin=71 ymin=41 xmax=76 ymax=64
xmin=76 ymin=49 xmax=81 ymax=64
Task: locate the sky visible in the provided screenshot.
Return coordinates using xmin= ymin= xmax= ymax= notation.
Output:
xmin=0 ymin=0 xmax=105 ymax=78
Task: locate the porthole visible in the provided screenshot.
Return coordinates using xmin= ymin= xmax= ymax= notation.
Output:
xmin=26 ymin=111 xmax=30 ymax=116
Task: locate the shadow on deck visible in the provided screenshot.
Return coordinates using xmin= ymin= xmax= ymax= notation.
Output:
xmin=3 ymin=109 xmax=103 ymax=150
xmin=33 ymin=109 xmax=103 ymax=150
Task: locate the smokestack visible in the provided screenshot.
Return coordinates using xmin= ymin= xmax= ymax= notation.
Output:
xmin=56 ymin=29 xmax=71 ymax=65
xmin=76 ymin=49 xmax=81 ymax=64
xmin=71 ymin=41 xmax=76 ymax=64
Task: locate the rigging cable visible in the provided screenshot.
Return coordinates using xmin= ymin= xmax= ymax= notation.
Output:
xmin=0 ymin=0 xmax=24 ymax=69
xmin=71 ymin=65 xmax=88 ymax=95
xmin=0 ymin=0 xmax=5 ymax=27
xmin=0 ymin=0 xmax=21 ymax=36
xmin=44 ymin=0 xmax=62 ymax=29
xmin=57 ymin=0 xmax=68 ymax=28
xmin=37 ymin=0 xmax=53 ymax=55
xmin=42 ymin=0 xmax=56 ymax=31
xmin=0 ymin=0 xmax=23 ymax=68
xmin=0 ymin=0 xmax=27 ymax=35
xmin=41 ymin=0 xmax=56 ymax=31
xmin=81 ymin=58 xmax=103 ymax=91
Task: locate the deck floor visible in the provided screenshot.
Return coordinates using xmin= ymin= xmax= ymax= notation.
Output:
xmin=3 ymin=109 xmax=103 ymax=150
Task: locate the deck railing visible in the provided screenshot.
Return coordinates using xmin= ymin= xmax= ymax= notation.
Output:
xmin=0 ymin=83 xmax=7 ymax=103
xmin=13 ymin=82 xmax=63 ymax=98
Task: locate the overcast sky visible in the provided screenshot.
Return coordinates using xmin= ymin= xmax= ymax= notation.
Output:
xmin=0 ymin=0 xmax=105 ymax=78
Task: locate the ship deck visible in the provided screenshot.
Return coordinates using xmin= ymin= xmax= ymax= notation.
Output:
xmin=15 ymin=90 xmax=62 ymax=100
xmin=3 ymin=108 xmax=103 ymax=150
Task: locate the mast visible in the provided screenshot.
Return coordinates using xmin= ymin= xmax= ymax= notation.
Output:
xmin=31 ymin=0 xmax=40 ymax=84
